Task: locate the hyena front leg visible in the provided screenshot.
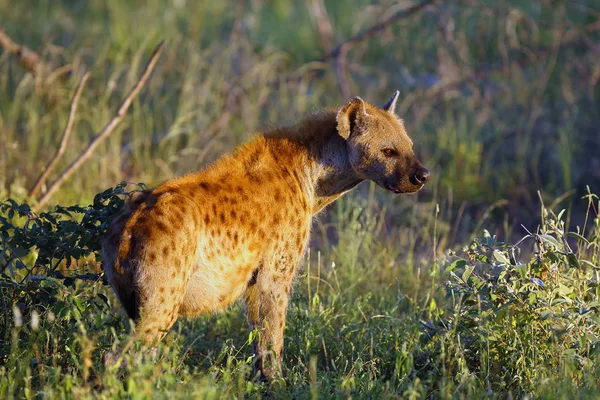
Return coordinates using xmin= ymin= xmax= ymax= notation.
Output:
xmin=244 ymin=269 xmax=292 ymax=380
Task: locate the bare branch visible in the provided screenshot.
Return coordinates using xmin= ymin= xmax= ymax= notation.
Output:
xmin=272 ymin=0 xmax=438 ymax=96
xmin=27 ymin=273 xmax=102 ymax=282
xmin=0 ymin=27 xmax=44 ymax=75
xmin=29 ymin=73 xmax=90 ymax=198
xmin=423 ymin=20 xmax=600 ymax=102
xmin=326 ymin=0 xmax=436 ymax=99
xmin=0 ymin=27 xmax=72 ymax=84
xmin=324 ymin=0 xmax=437 ymax=61
xmin=306 ymin=0 xmax=351 ymax=98
xmin=334 ymin=46 xmax=351 ymax=100
xmin=308 ymin=0 xmax=335 ymax=53
xmin=33 ymin=40 xmax=166 ymax=212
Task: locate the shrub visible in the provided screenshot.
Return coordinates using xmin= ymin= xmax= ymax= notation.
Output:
xmin=0 ymin=183 xmax=135 ymax=357
xmin=420 ymin=192 xmax=600 ymax=396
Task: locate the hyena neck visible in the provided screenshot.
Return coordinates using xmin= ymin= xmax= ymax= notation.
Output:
xmin=266 ymin=110 xmax=363 ymax=214
xmin=309 ymin=129 xmax=363 ymax=213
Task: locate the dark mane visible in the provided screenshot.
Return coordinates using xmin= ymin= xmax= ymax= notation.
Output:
xmin=262 ymin=108 xmax=339 ymax=145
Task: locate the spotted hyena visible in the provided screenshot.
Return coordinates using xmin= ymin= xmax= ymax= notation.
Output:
xmin=102 ymin=92 xmax=429 ymax=379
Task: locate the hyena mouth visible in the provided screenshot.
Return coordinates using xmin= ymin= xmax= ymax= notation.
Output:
xmin=384 ymin=183 xmax=406 ymax=194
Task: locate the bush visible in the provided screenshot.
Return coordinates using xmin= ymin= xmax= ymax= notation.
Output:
xmin=420 ymin=191 xmax=600 ymax=396
xmin=0 ymin=183 xmax=134 ymax=358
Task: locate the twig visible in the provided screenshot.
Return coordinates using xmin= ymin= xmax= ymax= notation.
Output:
xmin=268 ymin=0 xmax=438 ymax=92
xmin=306 ymin=0 xmax=350 ymax=98
xmin=27 ymin=273 xmax=102 ymax=282
xmin=326 ymin=0 xmax=436 ymax=99
xmin=334 ymin=46 xmax=351 ymax=99
xmin=325 ymin=0 xmax=436 ymax=98
xmin=323 ymin=0 xmax=437 ymax=61
xmin=421 ymin=20 xmax=600 ymax=103
xmin=308 ymin=0 xmax=335 ymax=53
xmin=299 ymin=0 xmax=437 ymax=98
xmin=394 ymin=18 xmax=600 ymax=119
xmin=29 ymin=73 xmax=90 ymax=198
xmin=0 ymin=27 xmax=44 ymax=75
xmin=33 ymin=40 xmax=166 ymax=212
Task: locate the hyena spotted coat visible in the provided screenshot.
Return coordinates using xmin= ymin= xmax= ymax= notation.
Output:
xmin=102 ymin=92 xmax=430 ymax=379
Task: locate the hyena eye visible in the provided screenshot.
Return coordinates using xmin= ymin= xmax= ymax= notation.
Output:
xmin=382 ymin=148 xmax=398 ymax=157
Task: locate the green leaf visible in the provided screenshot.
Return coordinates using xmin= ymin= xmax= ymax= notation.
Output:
xmin=539 ymin=234 xmax=562 ymax=249
xmin=581 ymin=260 xmax=600 ymax=269
xmin=97 ymin=293 xmax=110 ymax=307
xmin=462 ymin=265 xmax=475 ymax=283
xmin=547 ymin=251 xmax=560 ymax=263
xmin=429 ymin=298 xmax=437 ymax=314
xmin=445 ymin=259 xmax=466 ymax=274
xmin=71 ymin=307 xmax=82 ymax=320
xmin=54 ymin=301 xmax=69 ymax=318
xmin=566 ymin=253 xmax=580 ymax=268
xmin=10 ymin=246 xmax=30 ymax=258
xmin=558 ymin=284 xmax=574 ymax=296
xmin=476 ymin=254 xmax=491 ymax=264
xmin=540 ymin=310 xmax=553 ymax=320
xmin=483 ymin=230 xmax=493 ymax=246
xmin=551 ymin=298 xmax=571 ymax=306
xmin=515 ymin=264 xmax=528 ymax=279
xmin=567 ymin=232 xmax=590 ymax=245
xmin=493 ymin=250 xmax=510 ymax=265
xmin=73 ymin=297 xmax=86 ymax=312
xmin=528 ymin=292 xmax=537 ymax=304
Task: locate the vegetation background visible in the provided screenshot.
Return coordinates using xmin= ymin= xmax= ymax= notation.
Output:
xmin=1 ymin=0 xmax=600 ymax=398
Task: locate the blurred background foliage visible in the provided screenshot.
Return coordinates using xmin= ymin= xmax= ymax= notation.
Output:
xmin=0 ymin=0 xmax=598 ymax=245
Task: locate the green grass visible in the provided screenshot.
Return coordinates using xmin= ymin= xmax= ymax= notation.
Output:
xmin=1 ymin=0 xmax=600 ymax=398
xmin=2 ymin=189 xmax=600 ymax=398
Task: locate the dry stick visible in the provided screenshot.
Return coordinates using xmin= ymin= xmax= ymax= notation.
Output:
xmin=29 ymin=73 xmax=90 ymax=198
xmin=34 ymin=40 xmax=166 ymax=212
xmin=306 ymin=0 xmax=349 ymax=98
xmin=308 ymin=0 xmax=335 ymax=53
xmin=268 ymin=0 xmax=437 ymax=91
xmin=323 ymin=0 xmax=437 ymax=61
xmin=423 ymin=20 xmax=600 ymax=103
xmin=327 ymin=0 xmax=436 ymax=98
xmin=394 ymin=18 xmax=600 ymax=118
xmin=334 ymin=46 xmax=351 ymax=100
xmin=0 ymin=27 xmax=44 ymax=75
xmin=27 ymin=273 xmax=102 ymax=282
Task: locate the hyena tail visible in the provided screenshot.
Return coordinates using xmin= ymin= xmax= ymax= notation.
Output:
xmin=102 ymin=190 xmax=149 ymax=322
xmin=114 ymin=265 xmax=140 ymax=321
xmin=103 ymin=256 xmax=141 ymax=322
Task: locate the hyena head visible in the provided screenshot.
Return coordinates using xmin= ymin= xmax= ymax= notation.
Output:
xmin=336 ymin=91 xmax=430 ymax=194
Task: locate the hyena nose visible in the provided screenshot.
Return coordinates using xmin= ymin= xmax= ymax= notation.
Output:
xmin=412 ymin=167 xmax=430 ymax=185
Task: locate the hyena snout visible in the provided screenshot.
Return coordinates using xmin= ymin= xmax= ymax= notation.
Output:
xmin=384 ymin=161 xmax=430 ymax=194
xmin=410 ymin=164 xmax=430 ymax=185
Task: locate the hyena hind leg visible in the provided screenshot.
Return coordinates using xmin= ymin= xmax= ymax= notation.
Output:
xmin=104 ymin=280 xmax=185 ymax=368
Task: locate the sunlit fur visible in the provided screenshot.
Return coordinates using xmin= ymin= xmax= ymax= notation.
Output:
xmin=102 ymin=94 xmax=428 ymax=379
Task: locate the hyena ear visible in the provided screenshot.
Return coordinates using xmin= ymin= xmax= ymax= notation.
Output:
xmin=381 ymin=90 xmax=400 ymax=114
xmin=336 ymin=96 xmax=368 ymax=140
